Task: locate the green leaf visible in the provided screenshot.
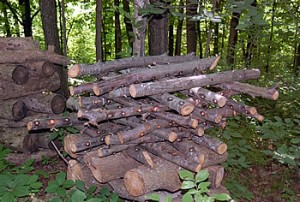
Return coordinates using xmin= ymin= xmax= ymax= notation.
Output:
xmin=1 ymin=192 xmax=15 ymax=202
xmin=291 ymin=138 xmax=300 ymax=144
xmin=186 ymin=188 xmax=197 ymax=195
xmin=182 ymin=193 xmax=193 ymax=202
xmin=56 ymin=172 xmax=66 ymax=186
xmin=28 ymin=174 xmax=39 ymax=184
xmin=45 ymin=181 xmax=59 ymax=193
xmin=0 ymin=175 xmax=11 ymax=187
xmin=49 ymin=198 xmax=63 ymax=202
xmin=75 ymin=180 xmax=86 ymax=192
xmin=198 ymin=181 xmax=210 ymax=190
xmin=71 ymin=190 xmax=87 ymax=202
xmin=110 ymin=193 xmax=119 ymax=202
xmin=214 ymin=193 xmax=232 ymax=201
xmin=87 ymin=185 xmax=97 ymax=195
xmin=14 ymin=185 xmax=30 ymax=197
xmin=145 ymin=193 xmax=160 ymax=201
xmin=181 ymin=181 xmax=196 ymax=189
xmin=166 ymin=195 xmax=172 ymax=202
xmin=30 ymin=182 xmax=42 ymax=190
xmin=178 ymin=170 xmax=194 ymax=180
xmin=63 ymin=180 xmax=75 ymax=189
xmin=57 ymin=187 xmax=67 ymax=197
xmin=195 ymin=170 xmax=209 ymax=183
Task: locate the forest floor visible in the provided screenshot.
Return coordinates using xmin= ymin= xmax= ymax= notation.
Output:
xmin=32 ymin=155 xmax=300 ymax=202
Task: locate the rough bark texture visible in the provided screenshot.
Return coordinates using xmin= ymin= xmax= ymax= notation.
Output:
xmin=186 ymin=0 xmax=198 ymax=53
xmin=227 ymin=12 xmax=240 ymax=65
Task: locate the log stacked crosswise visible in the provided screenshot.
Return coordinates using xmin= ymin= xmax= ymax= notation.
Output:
xmin=0 ymin=37 xmax=69 ymax=153
xmin=28 ymin=53 xmax=278 ymax=201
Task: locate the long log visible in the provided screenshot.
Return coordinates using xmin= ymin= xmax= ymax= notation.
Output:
xmin=0 ymin=37 xmax=39 ymax=51
xmin=151 ymin=93 xmax=195 ymax=116
xmin=226 ymin=99 xmax=257 ymax=115
xmin=83 ymin=151 xmax=142 ymax=183
xmin=191 ymin=135 xmax=227 ymax=155
xmin=126 ymin=147 xmax=155 ymax=167
xmin=124 ymin=156 xmax=181 ymax=196
xmin=192 ymin=107 xmax=223 ymax=123
xmin=141 ymin=141 xmax=202 ymax=172
xmin=0 ymin=71 xmax=61 ymax=100
xmin=0 ymin=49 xmax=69 ymax=66
xmin=105 ymin=119 xmax=171 ymax=145
xmin=217 ymin=82 xmax=279 ymax=100
xmin=129 ymin=69 xmax=261 ymax=98
xmin=27 ymin=113 xmax=84 ymax=131
xmin=154 ymin=112 xmax=198 ymax=129
xmin=68 ymin=53 xmax=215 ymax=77
xmin=91 ymin=56 xmax=220 ymax=96
xmin=78 ymin=105 xmax=167 ymax=126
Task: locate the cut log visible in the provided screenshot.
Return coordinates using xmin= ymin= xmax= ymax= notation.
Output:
xmin=66 ymin=96 xmax=109 ymax=111
xmin=83 ymin=151 xmax=142 ymax=183
xmin=126 ymin=147 xmax=154 ymax=167
xmin=19 ymin=93 xmax=66 ymax=114
xmin=226 ymin=99 xmax=257 ymax=115
xmin=22 ymin=132 xmax=52 ymax=153
xmin=141 ymin=141 xmax=202 ymax=172
xmin=0 ymin=49 xmax=69 ymax=66
xmin=67 ymin=159 xmax=111 ymax=190
xmin=68 ymin=53 xmax=212 ymax=77
xmin=0 ymin=37 xmax=39 ymax=51
xmin=217 ymin=82 xmax=279 ymax=100
xmin=0 ymin=71 xmax=61 ymax=100
xmin=91 ymin=56 xmax=220 ymax=96
xmin=129 ymin=69 xmax=261 ymax=98
xmin=203 ymin=165 xmax=224 ymax=189
xmin=0 ymin=100 xmax=28 ymax=120
xmin=189 ymin=87 xmax=228 ymax=107
xmin=69 ymin=83 xmax=95 ymax=96
xmin=151 ymin=93 xmax=195 ymax=116
xmin=191 ymin=135 xmax=227 ymax=155
xmin=27 ymin=113 xmax=84 ymax=131
xmin=192 ymin=107 xmax=223 ymax=124
xmin=78 ymin=105 xmax=167 ymax=126
xmin=23 ymin=60 xmax=56 ymax=77
xmin=154 ymin=111 xmax=198 ymax=129
xmin=172 ymin=139 xmax=205 ymax=165
xmin=0 ymin=64 xmax=29 ymax=85
xmin=105 ymin=119 xmax=170 ymax=145
xmin=124 ymin=156 xmax=181 ymax=196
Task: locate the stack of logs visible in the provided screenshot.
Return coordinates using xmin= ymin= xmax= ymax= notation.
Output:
xmin=27 ymin=54 xmax=279 ymax=201
xmin=0 ymin=37 xmax=68 ymax=152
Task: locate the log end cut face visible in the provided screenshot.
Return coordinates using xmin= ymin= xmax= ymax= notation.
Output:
xmin=124 ymin=171 xmax=145 ymax=197
xmin=12 ymin=65 xmax=29 ymax=85
xmin=68 ymin=64 xmax=80 ymax=78
xmin=12 ymin=101 xmax=28 ymax=121
xmin=51 ymin=95 xmax=66 ymax=114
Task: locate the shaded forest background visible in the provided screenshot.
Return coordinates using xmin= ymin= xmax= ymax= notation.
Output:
xmin=0 ymin=0 xmax=299 ymax=201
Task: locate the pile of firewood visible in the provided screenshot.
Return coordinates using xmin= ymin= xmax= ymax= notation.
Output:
xmin=0 ymin=37 xmax=68 ymax=152
xmin=27 ymin=54 xmax=278 ymax=201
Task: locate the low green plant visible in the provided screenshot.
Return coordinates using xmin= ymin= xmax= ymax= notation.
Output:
xmin=46 ymin=172 xmax=120 ymax=202
xmin=146 ymin=170 xmax=231 ymax=202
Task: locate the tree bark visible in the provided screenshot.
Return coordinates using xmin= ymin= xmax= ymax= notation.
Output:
xmin=186 ymin=0 xmax=197 ymax=53
xmin=175 ymin=0 xmax=184 ymax=56
xmin=189 ymin=87 xmax=228 ymax=107
xmin=148 ymin=0 xmax=169 ymax=55
xmin=96 ymin=0 xmax=103 ymax=61
xmin=114 ymin=0 xmax=122 ymax=58
xmin=227 ymin=12 xmax=240 ymax=65
xmin=122 ymin=0 xmax=134 ymax=53
xmin=0 ymin=37 xmax=39 ymax=50
xmin=191 ymin=135 xmax=227 ymax=155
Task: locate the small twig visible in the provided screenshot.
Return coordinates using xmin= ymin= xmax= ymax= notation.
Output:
xmin=51 ymin=140 xmax=69 ymax=165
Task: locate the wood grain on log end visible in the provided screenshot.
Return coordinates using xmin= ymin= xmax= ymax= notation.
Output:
xmin=129 ymin=85 xmax=137 ymax=98
xmin=195 ymin=164 xmax=202 ymax=172
xmin=209 ymin=55 xmax=221 ymax=70
xmin=104 ymin=135 xmax=111 ymax=145
xmin=247 ymin=107 xmax=257 ymax=115
xmin=51 ymin=94 xmax=66 ymax=114
xmin=169 ymin=131 xmax=178 ymax=142
xmin=217 ymin=143 xmax=228 ymax=155
xmin=271 ymin=90 xmax=279 ymax=100
xmin=68 ymin=64 xmax=81 ymax=78
xmin=124 ymin=171 xmax=145 ymax=197
xmin=214 ymin=115 xmax=223 ymax=123
xmin=77 ymin=110 xmax=84 ymax=118
xmin=42 ymin=61 xmax=55 ymax=76
xmin=12 ymin=65 xmax=29 ymax=85
xmin=12 ymin=101 xmax=28 ymax=121
xmin=217 ymin=97 xmax=227 ymax=107
xmin=252 ymin=113 xmax=264 ymax=122
xmin=92 ymin=85 xmax=100 ymax=96
xmin=64 ymin=135 xmax=78 ymax=158
xmin=69 ymin=86 xmax=75 ymax=96
xmin=191 ymin=118 xmax=198 ymax=129
xmin=180 ymin=104 xmax=195 ymax=116
xmin=197 ymin=127 xmax=205 ymax=136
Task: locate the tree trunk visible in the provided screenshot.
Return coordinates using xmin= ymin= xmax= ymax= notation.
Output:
xmin=175 ymin=0 xmax=184 ymax=56
xmin=213 ymin=0 xmax=221 ymax=55
xmin=96 ymin=0 xmax=103 ymax=61
xmin=294 ymin=43 xmax=300 ymax=77
xmin=114 ymin=0 xmax=122 ymax=59
xmin=227 ymin=12 xmax=240 ymax=66
xmin=61 ymin=0 xmax=67 ymax=56
xmin=169 ymin=24 xmax=174 ymax=56
xmin=265 ymin=0 xmax=276 ymax=73
xmin=186 ymin=0 xmax=197 ymax=53
xmin=148 ymin=0 xmax=169 ymax=55
xmin=19 ymin=0 xmax=32 ymax=37
xmin=122 ymin=0 xmax=134 ymax=53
